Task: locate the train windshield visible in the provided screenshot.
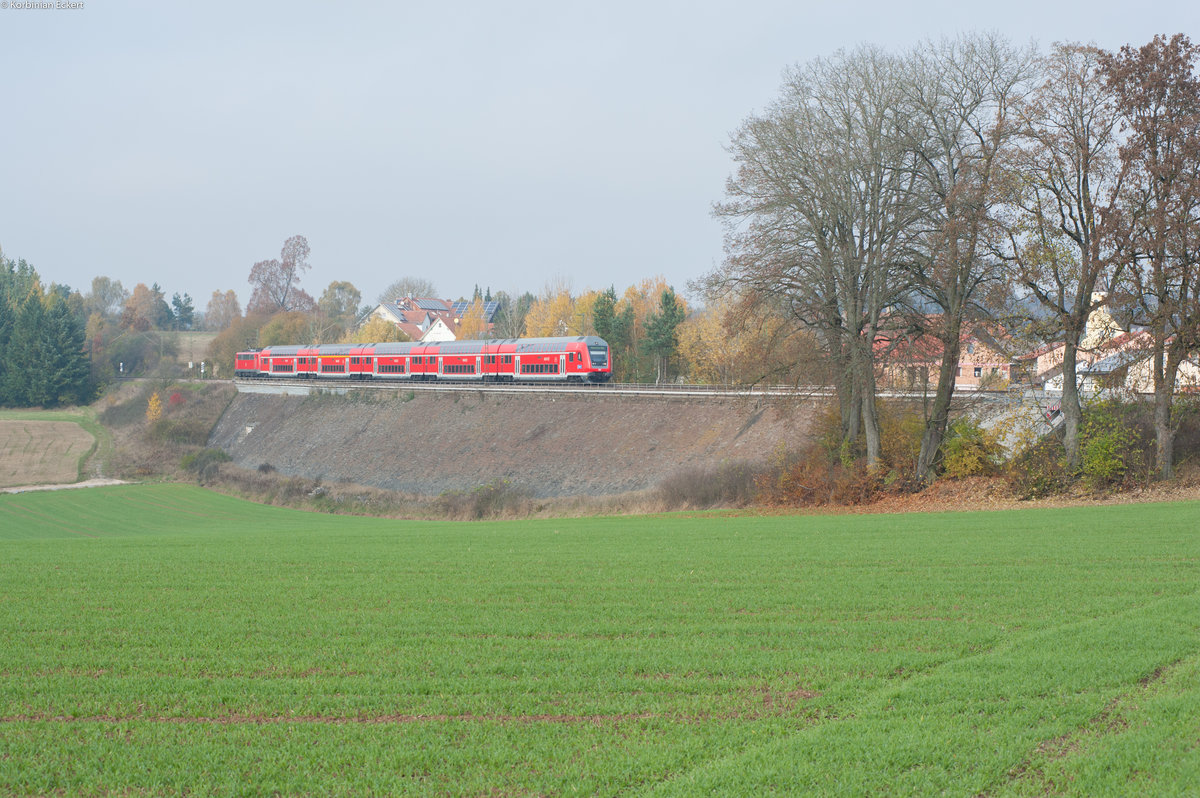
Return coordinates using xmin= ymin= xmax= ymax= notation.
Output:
xmin=588 ymin=346 xmax=608 ymax=368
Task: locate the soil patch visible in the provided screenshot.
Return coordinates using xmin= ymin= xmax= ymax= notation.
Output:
xmin=0 ymin=420 xmax=95 ymax=488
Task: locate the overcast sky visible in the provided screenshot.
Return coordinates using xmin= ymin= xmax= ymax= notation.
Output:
xmin=1 ymin=1 xmax=1196 ymax=313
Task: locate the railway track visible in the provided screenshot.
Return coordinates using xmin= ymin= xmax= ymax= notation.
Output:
xmin=233 ymin=377 xmax=1019 ymax=402
xmin=234 ymin=377 xmax=833 ymax=398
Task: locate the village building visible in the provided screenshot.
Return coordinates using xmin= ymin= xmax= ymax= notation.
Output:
xmin=367 ymin=296 xmax=498 ymax=343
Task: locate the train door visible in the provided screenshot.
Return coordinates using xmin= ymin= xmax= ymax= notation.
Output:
xmin=515 ymin=355 xmax=521 ymax=379
xmin=560 ymin=354 xmax=566 ymax=377
xmin=476 ymin=355 xmax=481 ymax=378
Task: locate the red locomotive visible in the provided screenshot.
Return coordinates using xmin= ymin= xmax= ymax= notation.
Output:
xmin=235 ymin=336 xmax=612 ymax=383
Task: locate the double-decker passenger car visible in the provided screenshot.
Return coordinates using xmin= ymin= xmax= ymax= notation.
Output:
xmin=235 ymin=336 xmax=612 ymax=383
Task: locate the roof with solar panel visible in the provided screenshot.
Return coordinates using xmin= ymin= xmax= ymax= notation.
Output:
xmin=451 ymin=300 xmax=500 ymax=322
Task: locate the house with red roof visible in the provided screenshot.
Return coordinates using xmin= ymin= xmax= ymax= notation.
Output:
xmin=875 ymin=322 xmax=1017 ymax=390
xmin=367 ymin=296 xmax=498 ymax=342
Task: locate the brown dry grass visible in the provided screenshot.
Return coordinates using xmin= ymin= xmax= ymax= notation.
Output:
xmin=0 ymin=420 xmax=95 ymax=488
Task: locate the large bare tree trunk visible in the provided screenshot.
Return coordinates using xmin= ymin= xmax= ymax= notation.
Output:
xmin=1152 ymin=339 xmax=1183 ymax=480
xmin=1059 ymin=343 xmax=1083 ymax=471
xmin=860 ymin=365 xmax=882 ymax=468
xmin=916 ymin=328 xmax=962 ymax=481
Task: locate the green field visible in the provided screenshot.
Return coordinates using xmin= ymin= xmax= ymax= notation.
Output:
xmin=2 ymin=485 xmax=1199 ymax=795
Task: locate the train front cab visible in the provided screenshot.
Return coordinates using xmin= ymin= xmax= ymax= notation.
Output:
xmin=583 ymin=337 xmax=612 ymax=382
xmin=234 ymin=350 xmax=261 ymax=378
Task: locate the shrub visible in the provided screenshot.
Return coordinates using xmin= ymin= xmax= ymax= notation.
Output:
xmin=180 ymin=448 xmax=230 ymax=484
xmin=181 ymin=448 xmax=228 ymax=471
xmin=657 ymin=461 xmax=761 ymax=509
xmin=1007 ymin=435 xmax=1069 ymax=499
xmin=434 ymin=480 xmax=532 ymax=520
xmin=149 ymin=417 xmax=211 ymax=445
xmin=941 ymin=418 xmax=1005 ymax=479
xmin=1079 ymin=401 xmax=1148 ymax=492
xmin=878 ymin=403 xmax=925 ymax=477
xmin=755 ymin=443 xmax=883 ymax=508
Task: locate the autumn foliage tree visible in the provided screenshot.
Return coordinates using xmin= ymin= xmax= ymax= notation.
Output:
xmin=146 ymin=391 xmax=163 ymax=425
xmin=524 ymin=289 xmax=576 ymax=337
xmin=205 ymin=314 xmax=270 ymax=379
xmin=456 ymin=298 xmax=489 ymax=340
xmin=121 ymin=283 xmax=171 ymax=331
xmin=342 ymin=315 xmax=410 ymax=344
xmin=205 ymin=289 xmax=242 ymax=331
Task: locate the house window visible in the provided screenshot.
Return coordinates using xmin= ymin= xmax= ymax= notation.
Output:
xmin=973 ymin=366 xmax=982 ymax=378
xmin=956 ymin=366 xmax=961 ymax=377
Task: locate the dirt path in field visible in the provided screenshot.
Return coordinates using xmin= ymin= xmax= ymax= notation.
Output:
xmin=0 ymin=478 xmax=130 ymax=495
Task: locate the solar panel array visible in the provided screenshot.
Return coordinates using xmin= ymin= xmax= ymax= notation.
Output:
xmin=414 ymin=298 xmax=450 ymax=311
xmin=451 ymin=300 xmax=500 ymax=321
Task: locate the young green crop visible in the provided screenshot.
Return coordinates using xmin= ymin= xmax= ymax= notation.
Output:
xmin=1 ymin=485 xmax=1198 ymax=794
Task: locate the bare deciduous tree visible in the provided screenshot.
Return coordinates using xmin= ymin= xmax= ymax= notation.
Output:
xmin=377 ymin=276 xmax=438 ymax=304
xmin=247 ymin=235 xmax=315 ymax=314
xmin=1006 ymin=42 xmax=1124 ymax=470
xmin=903 ymin=34 xmax=1037 ymax=481
xmin=713 ymin=44 xmax=921 ymax=466
xmin=1101 ymin=34 xmax=1200 ymax=479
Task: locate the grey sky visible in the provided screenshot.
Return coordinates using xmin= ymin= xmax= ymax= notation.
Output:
xmin=1 ymin=1 xmax=1196 ymax=312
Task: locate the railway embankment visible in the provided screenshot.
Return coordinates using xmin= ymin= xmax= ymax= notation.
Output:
xmin=208 ymin=387 xmax=818 ymax=497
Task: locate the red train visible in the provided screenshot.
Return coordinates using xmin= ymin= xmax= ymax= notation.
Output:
xmin=235 ymin=336 xmax=612 ymax=383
